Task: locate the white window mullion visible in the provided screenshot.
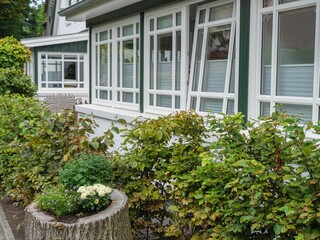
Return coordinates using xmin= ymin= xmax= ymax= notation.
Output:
xmin=313 ymin=0 xmax=320 ymax=122
xmin=172 ymin=30 xmax=177 ymax=109
xmin=270 ymin=9 xmax=278 ymax=113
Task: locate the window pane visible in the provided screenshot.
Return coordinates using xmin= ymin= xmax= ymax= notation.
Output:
xmin=176 ymin=31 xmax=181 ymax=91
xmin=64 ymin=62 xmax=77 ymax=81
xmin=157 ymin=33 xmax=172 ymax=90
xmin=150 ymin=36 xmax=154 ymax=89
xmin=123 ymin=40 xmax=134 ymax=88
xmin=279 ymin=104 xmax=312 ymax=123
xmin=64 ymin=55 xmax=77 ymax=60
xmin=156 ymin=95 xmax=172 ymax=108
xmin=150 ymin=19 xmax=154 ymax=31
xmin=263 ymin=0 xmax=273 ymax=7
xmin=41 ymin=61 xmax=46 ymax=82
xmin=48 ymin=61 xmax=62 ymax=82
xmin=136 ymin=39 xmax=140 ymax=89
xmin=209 ymin=3 xmax=233 ymax=22
xmin=48 ymin=83 xmax=62 ymax=88
xmin=202 ymin=25 xmax=230 ymax=93
xmin=100 ymin=44 xmax=109 ymax=86
xmin=123 ymin=24 xmax=134 ymax=37
xmin=136 ymin=23 xmax=140 ymax=34
xmin=175 ymin=96 xmax=180 ymax=109
xmin=48 ymin=54 xmax=61 ymax=59
xmin=279 ymin=0 xmax=301 ymax=4
xmin=229 ymin=32 xmax=236 ymax=93
xmin=192 ymin=29 xmax=204 ymax=91
xmin=79 ymin=62 xmax=84 ymax=82
xmin=261 ymin=14 xmax=272 ymax=95
xmin=199 ymin=9 xmax=206 ymax=24
xmin=176 ymin=12 xmax=181 ymax=26
xmin=157 ymin=15 xmax=173 ymax=30
xmin=260 ymin=102 xmax=270 ymax=117
xmin=277 ymin=7 xmax=315 ymax=97
xmin=190 ymin=97 xmax=197 ymax=109
xmin=100 ymin=31 xmax=108 ymax=41
xmin=123 ymin=92 xmax=134 ymax=103
xmin=227 ymin=99 xmax=234 ymax=114
xmin=100 ymin=90 xmax=108 ymax=100
xmin=200 ymin=98 xmax=223 ymax=113
xmin=149 ymin=94 xmax=154 ymax=106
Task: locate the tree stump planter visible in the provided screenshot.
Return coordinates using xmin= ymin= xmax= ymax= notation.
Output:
xmin=24 ymin=189 xmax=132 ymax=240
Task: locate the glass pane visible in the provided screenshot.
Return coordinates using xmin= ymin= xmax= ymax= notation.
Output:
xmin=117 ymin=27 xmax=121 ymax=38
xmin=202 ymin=25 xmax=230 ymax=93
xmin=150 ymin=19 xmax=154 ymax=31
xmin=175 ymin=96 xmax=180 ymax=109
xmin=136 ymin=23 xmax=140 ymax=34
xmin=229 ymin=32 xmax=236 ymax=93
xmin=48 ymin=61 xmax=62 ymax=82
xmin=80 ymin=55 xmax=84 ymax=60
xmin=199 ymin=9 xmax=206 ymax=24
xmin=176 ymin=31 xmax=181 ymax=91
xmin=279 ymin=104 xmax=312 ymax=123
xmin=41 ymin=61 xmax=46 ymax=82
xmin=123 ymin=92 xmax=134 ymax=103
xmin=123 ymin=40 xmax=134 ymax=88
xmin=48 ymin=54 xmax=61 ymax=59
xmin=149 ymin=94 xmax=154 ymax=106
xmin=200 ymin=98 xmax=223 ymax=113
xmin=176 ymin=12 xmax=181 ymax=26
xmin=64 ymin=83 xmax=77 ymax=88
xmin=209 ymin=3 xmax=233 ymax=22
xmin=64 ymin=62 xmax=77 ymax=81
xmin=150 ymin=36 xmax=154 ymax=89
xmin=261 ymin=14 xmax=273 ymax=95
xmin=157 ymin=15 xmax=173 ymax=30
xmin=157 ymin=33 xmax=172 ymax=90
xmin=64 ymin=55 xmax=77 ymax=60
xmin=41 ymin=83 xmax=46 ymax=88
xmin=100 ymin=90 xmax=108 ymax=100
xmin=279 ymin=0 xmax=301 ymax=4
xmin=48 ymin=83 xmax=62 ymax=88
xmin=136 ymin=39 xmax=140 ymax=89
xmin=190 ymin=97 xmax=197 ymax=109
xmin=123 ymin=24 xmax=134 ymax=37
xmin=100 ymin=31 xmax=108 ymax=41
xmin=100 ymin=44 xmax=109 ymax=87
xmin=136 ymin=93 xmax=139 ymax=104
xmin=227 ymin=99 xmax=234 ymax=114
xmin=80 ymin=83 xmax=84 ymax=88
xmin=156 ymin=95 xmax=172 ymax=108
xmin=263 ymin=0 xmax=273 ymax=7
xmin=110 ymin=29 xmax=112 ymax=40
xmin=117 ymin=42 xmax=120 ymax=87
xmin=277 ymin=7 xmax=315 ymax=97
xmin=260 ymin=102 xmax=270 ymax=117
xmin=192 ymin=29 xmax=204 ymax=91
xmin=117 ymin=91 xmax=120 ymax=101
xmin=110 ymin=90 xmax=112 ymax=100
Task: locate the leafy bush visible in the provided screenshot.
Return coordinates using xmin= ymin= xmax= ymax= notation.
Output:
xmin=35 ymin=186 xmax=80 ymax=217
xmin=114 ymin=111 xmax=320 ymax=239
xmin=77 ymin=184 xmax=113 ymax=212
xmin=0 ymin=36 xmax=30 ymax=70
xmin=112 ymin=111 xmax=209 ymax=239
xmin=58 ymin=154 xmax=113 ymax=189
xmin=0 ymin=94 xmax=115 ymax=205
xmin=0 ymin=68 xmax=36 ymax=96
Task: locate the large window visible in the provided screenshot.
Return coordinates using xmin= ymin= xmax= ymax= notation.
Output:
xmin=253 ymin=0 xmax=318 ymax=122
xmin=93 ymin=18 xmax=140 ymax=109
xmin=40 ymin=53 xmax=85 ymax=89
xmin=188 ymin=1 xmax=237 ymax=114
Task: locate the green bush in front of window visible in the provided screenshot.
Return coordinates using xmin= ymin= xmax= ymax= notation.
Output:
xmin=113 ymin=110 xmax=320 ymax=239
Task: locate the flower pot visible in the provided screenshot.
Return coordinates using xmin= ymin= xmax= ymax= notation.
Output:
xmin=24 ymin=189 xmax=132 ymax=240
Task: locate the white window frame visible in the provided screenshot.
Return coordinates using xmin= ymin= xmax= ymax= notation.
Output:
xmin=249 ymin=0 xmax=320 ymax=122
xmin=187 ymin=0 xmax=239 ymax=114
xmin=144 ymin=5 xmax=187 ymax=115
xmin=38 ymin=52 xmax=88 ymax=93
xmin=92 ymin=16 xmax=140 ymax=111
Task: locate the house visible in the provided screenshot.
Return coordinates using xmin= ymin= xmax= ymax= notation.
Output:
xmin=21 ymin=0 xmax=89 ymax=101
xmin=56 ymin=0 xmax=318 ymax=133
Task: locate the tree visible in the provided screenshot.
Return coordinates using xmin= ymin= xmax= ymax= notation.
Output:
xmin=0 ymin=0 xmax=45 ymax=39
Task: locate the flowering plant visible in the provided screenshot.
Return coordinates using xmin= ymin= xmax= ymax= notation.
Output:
xmin=77 ymin=184 xmax=113 ymax=212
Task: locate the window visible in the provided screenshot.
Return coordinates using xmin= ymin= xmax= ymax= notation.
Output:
xmin=253 ymin=0 xmax=318 ymax=122
xmin=93 ymin=18 xmax=140 ymax=109
xmin=188 ymin=1 xmax=237 ymax=114
xmin=146 ymin=10 xmax=183 ymax=112
xmin=39 ymin=53 xmax=85 ymax=90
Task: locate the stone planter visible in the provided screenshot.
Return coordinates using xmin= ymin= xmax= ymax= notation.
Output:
xmin=25 ymin=189 xmax=132 ymax=240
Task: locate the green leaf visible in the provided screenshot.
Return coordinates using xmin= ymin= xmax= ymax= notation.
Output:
xmin=274 ymin=224 xmax=282 ymax=235
xmin=91 ymin=142 xmax=99 ymax=150
xmin=156 ymin=130 xmax=163 ymax=141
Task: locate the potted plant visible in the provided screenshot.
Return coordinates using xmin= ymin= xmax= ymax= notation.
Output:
xmin=24 ymin=154 xmax=132 ymax=240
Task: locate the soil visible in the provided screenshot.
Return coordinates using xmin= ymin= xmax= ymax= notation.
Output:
xmin=0 ymin=197 xmax=25 ymax=240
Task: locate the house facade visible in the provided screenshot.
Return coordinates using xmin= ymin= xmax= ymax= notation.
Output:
xmin=58 ymin=0 xmax=318 ymax=128
xmin=21 ymin=0 xmax=89 ymax=101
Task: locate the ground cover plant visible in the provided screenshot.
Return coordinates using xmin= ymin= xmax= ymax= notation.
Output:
xmin=113 ymin=111 xmax=320 ymax=240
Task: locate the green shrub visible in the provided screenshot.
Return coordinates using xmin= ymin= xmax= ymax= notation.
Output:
xmin=59 ymin=154 xmax=113 ymax=189
xmin=35 ymin=186 xmax=80 ymax=217
xmin=112 ymin=111 xmax=209 ymax=239
xmin=0 ymin=36 xmax=30 ymax=70
xmin=0 ymin=68 xmax=36 ymax=96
